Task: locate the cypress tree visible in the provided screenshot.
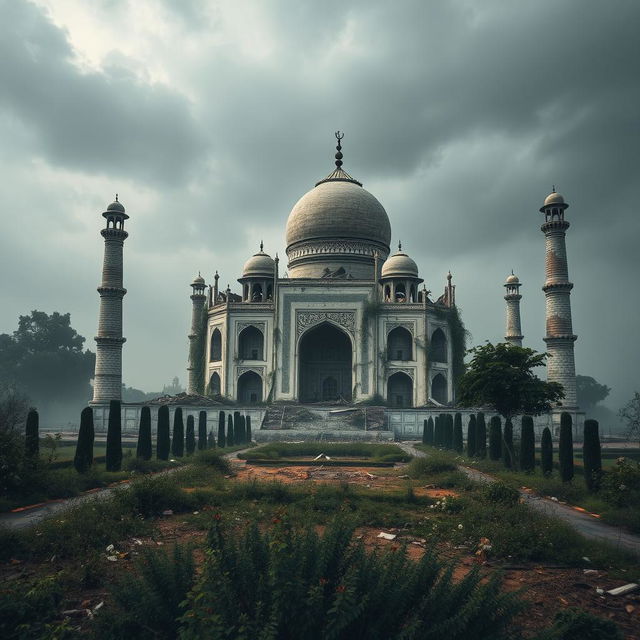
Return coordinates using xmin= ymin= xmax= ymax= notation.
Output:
xmin=136 ymin=406 xmax=152 ymax=460
xmin=583 ymin=419 xmax=602 ymax=492
xmin=218 ymin=411 xmax=226 ymax=448
xmin=559 ymin=412 xmax=574 ymax=482
xmin=440 ymin=413 xmax=447 ymax=447
xmin=207 ymin=431 xmax=215 ymax=448
xmin=157 ymin=405 xmax=170 ymax=460
xmin=426 ymin=416 xmax=434 ymax=445
xmin=502 ymin=417 xmax=514 ymax=469
xmin=520 ymin=415 xmax=535 ymax=473
xmin=489 ymin=416 xmax=502 ymax=460
xmin=172 ymin=408 xmax=185 ymax=457
xmin=446 ymin=414 xmax=454 ymax=449
xmin=434 ymin=416 xmax=440 ymax=446
xmin=227 ymin=413 xmax=234 ymax=446
xmin=237 ymin=414 xmax=247 ymax=445
xmin=422 ymin=419 xmax=428 ymax=445
xmin=105 ymin=400 xmax=123 ymax=472
xmin=476 ymin=413 xmax=487 ymax=459
xmin=74 ymin=407 xmax=94 ymax=473
xmin=25 ymin=409 xmax=39 ymax=458
xmin=541 ymin=427 xmax=553 ymax=477
xmin=186 ymin=415 xmax=196 ymax=455
xmin=453 ymin=413 xmax=463 ymax=453
xmin=246 ymin=415 xmax=252 ymax=443
xmin=467 ymin=414 xmax=477 ymax=457
xmin=198 ymin=411 xmax=207 ymax=450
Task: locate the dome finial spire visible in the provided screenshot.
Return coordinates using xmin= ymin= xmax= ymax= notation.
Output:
xmin=115 ymin=193 xmax=119 ymax=202
xmin=334 ymin=131 xmax=344 ymax=168
xmin=552 ymin=184 xmax=556 ymax=193
xmin=260 ymin=240 xmax=264 ymax=252
xmin=398 ymin=240 xmax=402 ymax=251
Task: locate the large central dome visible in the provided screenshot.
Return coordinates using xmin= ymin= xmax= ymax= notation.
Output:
xmin=285 ymin=139 xmax=392 ymax=279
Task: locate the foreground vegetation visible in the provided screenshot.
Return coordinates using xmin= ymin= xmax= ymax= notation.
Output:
xmin=239 ymin=442 xmax=409 ymax=463
xmin=1 ymin=448 xmax=636 ymax=639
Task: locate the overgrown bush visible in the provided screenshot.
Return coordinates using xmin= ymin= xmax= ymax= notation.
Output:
xmin=157 ymin=405 xmax=170 ymax=460
xmin=545 ymin=607 xmax=622 ymax=640
xmin=541 ymin=427 xmax=553 ymax=477
xmin=106 ymin=399 xmax=122 ymax=471
xmin=601 ymin=457 xmax=640 ymax=508
xmin=119 ymin=474 xmax=196 ymax=518
xmin=74 ymin=406 xmax=94 ymax=473
xmin=193 ymin=449 xmax=231 ymax=474
xmin=520 ymin=415 xmax=535 ymax=473
xmin=559 ymin=412 xmax=574 ymax=482
xmin=93 ymin=545 xmax=195 ymax=640
xmin=179 ymin=516 xmax=524 ymax=639
xmin=408 ymin=453 xmax=457 ymax=477
xmin=483 ymin=482 xmax=520 ymax=506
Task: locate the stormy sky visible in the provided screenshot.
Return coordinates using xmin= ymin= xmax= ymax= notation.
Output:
xmin=1 ymin=0 xmax=638 ymax=410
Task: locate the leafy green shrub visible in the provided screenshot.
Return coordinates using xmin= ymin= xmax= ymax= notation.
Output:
xmin=179 ymin=516 xmax=524 ymax=639
xmin=172 ymin=407 xmax=185 ymax=458
xmin=520 ymin=415 xmax=535 ymax=472
xmin=24 ymin=409 xmax=39 ymax=459
xmin=193 ymin=449 xmax=231 ymax=474
xmin=407 ymin=454 xmax=456 ymax=477
xmin=241 ymin=442 xmax=409 ymax=462
xmin=120 ymin=475 xmax=196 ymax=518
xmin=93 ymin=545 xmax=195 ymax=640
xmin=483 ymin=482 xmax=520 ymax=506
xmin=559 ymin=412 xmax=574 ymax=482
xmin=157 ymin=405 xmax=170 ymax=460
xmin=546 ymin=607 xmax=622 ymax=640
xmin=198 ymin=411 xmax=207 ymax=450
xmin=489 ymin=416 xmax=502 ymax=460
xmin=467 ymin=413 xmax=476 ymax=457
xmin=74 ymin=406 xmax=94 ymax=473
xmin=186 ymin=415 xmax=196 ymax=455
xmin=106 ymin=399 xmax=122 ymax=471
xmin=123 ymin=457 xmax=176 ymax=473
xmin=136 ymin=406 xmax=152 ymax=460
xmin=541 ymin=427 xmax=553 ymax=477
xmin=583 ymin=419 xmax=602 ymax=492
xmin=601 ymin=457 xmax=640 ymax=507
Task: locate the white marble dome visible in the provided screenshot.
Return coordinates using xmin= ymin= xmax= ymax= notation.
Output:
xmin=286 ymin=179 xmax=391 ymax=250
xmin=381 ymin=249 xmax=419 ymax=279
xmin=543 ymin=191 xmax=565 ymax=206
xmin=242 ymin=250 xmax=275 ymax=278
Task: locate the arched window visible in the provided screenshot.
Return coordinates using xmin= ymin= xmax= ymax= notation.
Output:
xmin=209 ymin=372 xmax=221 ymax=396
xmin=430 ymin=328 xmax=447 ymax=363
xmin=387 ymin=327 xmax=413 ymax=361
xmin=210 ymin=328 xmax=222 ymax=361
xmin=238 ymin=326 xmax=264 ymax=360
xmin=251 ymin=283 xmax=263 ymax=302
xmin=431 ymin=373 xmax=447 ymax=404
xmin=387 ymin=372 xmax=413 ymax=408
xmin=394 ymin=283 xmax=406 ymax=303
xmin=237 ymin=371 xmax=262 ymax=404
xmin=384 ymin=285 xmax=391 ymax=302
xmin=409 ymin=285 xmax=416 ymax=303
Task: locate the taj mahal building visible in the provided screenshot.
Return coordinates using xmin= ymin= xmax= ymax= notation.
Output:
xmin=186 ymin=135 xmax=459 ymax=408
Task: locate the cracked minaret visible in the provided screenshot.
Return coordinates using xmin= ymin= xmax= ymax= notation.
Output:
xmin=187 ymin=273 xmax=207 ymax=395
xmin=91 ymin=196 xmax=129 ymax=404
xmin=504 ymin=271 xmax=523 ymax=346
xmin=540 ymin=188 xmax=577 ymax=408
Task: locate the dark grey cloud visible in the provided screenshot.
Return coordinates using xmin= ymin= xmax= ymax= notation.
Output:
xmin=0 ymin=0 xmax=638 ymax=413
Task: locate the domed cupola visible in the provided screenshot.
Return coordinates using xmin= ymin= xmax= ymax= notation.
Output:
xmin=238 ymin=242 xmax=275 ymax=302
xmin=380 ymin=242 xmax=423 ymax=303
xmin=285 ymin=133 xmax=392 ymax=279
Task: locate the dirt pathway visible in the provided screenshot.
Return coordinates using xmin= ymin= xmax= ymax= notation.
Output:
xmin=401 ymin=441 xmax=640 ymax=557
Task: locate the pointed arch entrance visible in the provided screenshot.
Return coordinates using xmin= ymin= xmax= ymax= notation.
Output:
xmin=387 ymin=372 xmax=413 ymax=407
xmin=298 ymin=323 xmax=352 ymax=403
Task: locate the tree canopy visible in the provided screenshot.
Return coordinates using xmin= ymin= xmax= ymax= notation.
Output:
xmin=0 ymin=311 xmax=95 ymax=420
xmin=576 ymin=375 xmax=611 ymax=410
xmin=457 ymin=342 xmax=564 ymax=419
xmin=618 ymin=392 xmax=640 ymax=444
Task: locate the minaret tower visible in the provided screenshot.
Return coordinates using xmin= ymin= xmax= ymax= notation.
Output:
xmin=91 ymin=196 xmax=129 ymax=404
xmin=540 ymin=188 xmax=577 ymax=408
xmin=187 ymin=273 xmax=207 ymax=395
xmin=504 ymin=271 xmax=523 ymax=346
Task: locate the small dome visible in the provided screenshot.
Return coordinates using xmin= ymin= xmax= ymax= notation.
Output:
xmin=505 ymin=273 xmax=519 ymax=284
xmin=543 ymin=191 xmax=565 ymax=206
xmin=191 ymin=274 xmax=205 ymax=286
xmin=242 ymin=250 xmax=275 ymax=278
xmin=107 ymin=199 xmax=125 ymax=213
xmin=381 ymin=248 xmax=419 ymax=279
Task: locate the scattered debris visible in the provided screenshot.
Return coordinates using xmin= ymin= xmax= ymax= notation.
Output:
xmin=377 ymin=532 xmax=397 ymax=541
xmin=162 ymin=509 xmax=174 ymax=516
xmin=106 ymin=555 xmax=118 ymax=562
xmin=132 ymin=538 xmax=143 ymax=546
xmin=93 ymin=602 xmax=104 ymax=614
xmin=582 ymin=556 xmax=591 ymax=563
xmin=596 ymin=588 xmax=605 ymax=595
xmin=105 ymin=544 xmax=115 ymax=553
xmin=625 ymin=604 xmax=635 ymax=614
xmin=606 ymin=583 xmax=639 ymax=597
xmin=550 ymin=496 xmax=559 ymax=502
xmin=583 ymin=569 xmax=599 ymax=576
xmin=62 ymin=609 xmax=91 ymax=618
xmin=397 ymin=475 xmax=409 ymax=479
xmin=366 ymin=472 xmax=377 ymax=479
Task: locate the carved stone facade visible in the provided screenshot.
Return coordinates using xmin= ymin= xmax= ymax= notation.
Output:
xmin=295 ymin=310 xmax=356 ymax=338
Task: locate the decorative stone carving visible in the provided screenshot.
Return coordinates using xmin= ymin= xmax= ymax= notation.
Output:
xmin=237 ymin=366 xmax=264 ymax=378
xmin=296 ymin=311 xmax=356 ymax=338
xmin=388 ymin=367 xmax=415 ymax=380
xmin=385 ymin=322 xmax=414 ymax=336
